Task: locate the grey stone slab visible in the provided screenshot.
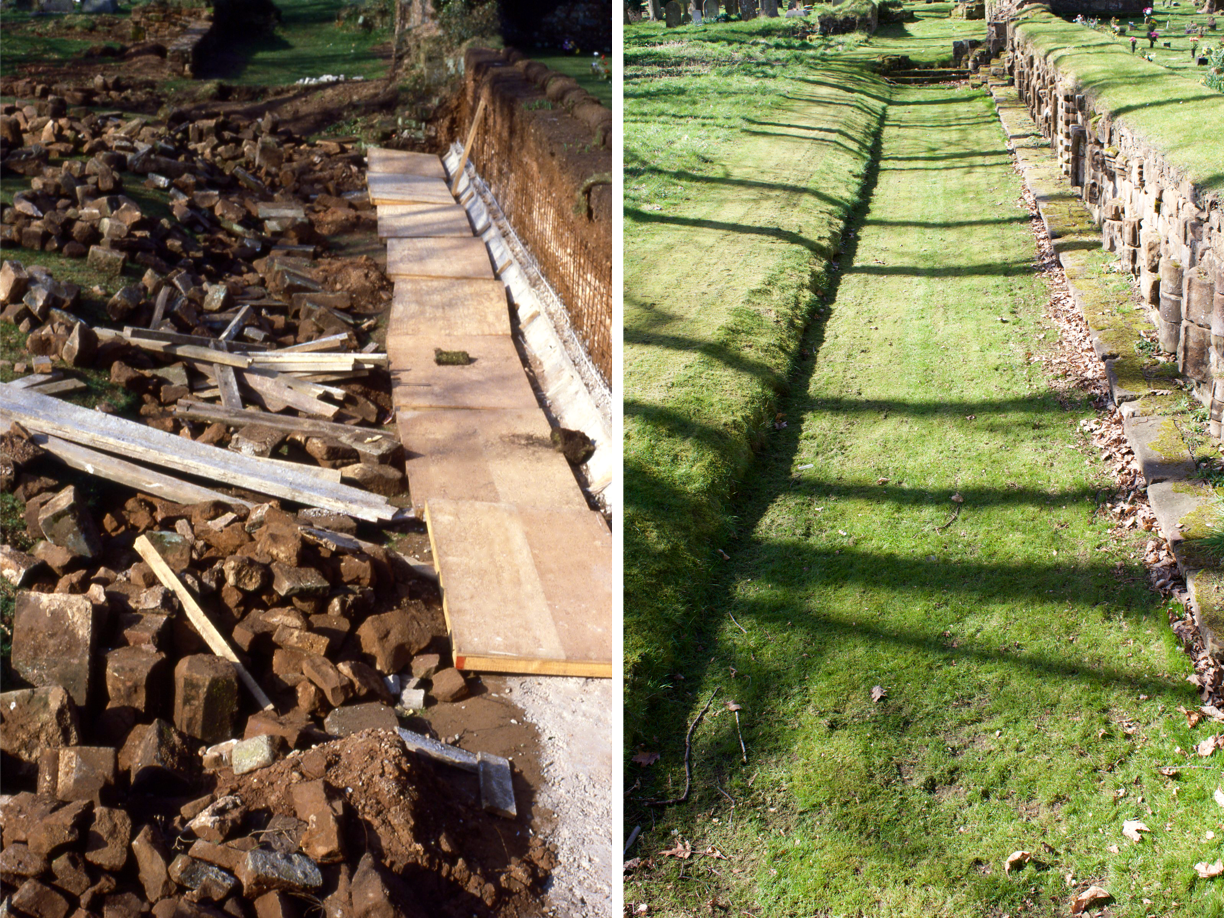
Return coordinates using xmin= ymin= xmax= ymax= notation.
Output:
xmin=1121 ymin=414 xmax=1196 ymax=484
xmin=477 ymin=752 xmax=516 ymax=819
xmin=1146 ymin=480 xmax=1209 ymax=547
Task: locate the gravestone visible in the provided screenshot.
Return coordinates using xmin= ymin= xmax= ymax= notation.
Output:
xmin=648 ymin=0 xmax=663 ymax=20
xmin=704 ymin=0 xmax=720 ymax=17
xmin=740 ymin=0 xmax=757 ymax=18
xmin=761 ymin=0 xmax=779 ymax=15
xmin=39 ymin=0 xmax=75 ymax=11
xmin=665 ymin=0 xmax=683 ymax=26
xmin=692 ymin=7 xmax=703 ymax=23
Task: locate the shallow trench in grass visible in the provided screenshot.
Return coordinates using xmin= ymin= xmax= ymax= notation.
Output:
xmin=625 ymin=82 xmax=1223 ymax=918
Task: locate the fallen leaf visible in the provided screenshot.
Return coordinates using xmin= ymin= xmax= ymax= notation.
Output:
xmin=1197 ymin=860 xmax=1224 ymax=879
xmin=725 ymin=701 xmax=742 ymax=712
xmin=1122 ymin=820 xmax=1150 ymax=843
xmin=877 ymin=477 xmax=889 ymax=485
xmin=659 ymin=839 xmax=692 ymax=859
xmin=703 ymin=847 xmax=729 ymax=860
xmin=1181 ymin=705 xmax=1204 ymax=728
xmin=632 ymin=751 xmax=660 ymax=767
xmin=951 ymin=492 xmax=964 ymax=503
xmin=1197 ymin=735 xmax=1224 ymax=757
xmin=1158 ymin=766 xmax=1180 ymax=778
xmin=1071 ymin=885 xmax=1111 ymax=914
xmin=1107 ymin=844 xmax=1119 ymax=854
xmin=623 ymin=857 xmax=642 ymax=873
xmin=716 ymin=549 xmax=730 ymax=561
xmin=1004 ymin=850 xmax=1032 ymax=875
xmin=871 ymin=685 xmax=887 ymax=703
xmin=1214 ymin=788 xmax=1224 ymax=809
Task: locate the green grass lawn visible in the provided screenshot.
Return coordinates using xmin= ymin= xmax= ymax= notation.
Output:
xmin=200 ymin=0 xmax=390 ymax=85
xmin=1056 ymin=6 xmax=1224 ymax=79
xmin=623 ymin=16 xmax=889 ymax=748
xmin=625 ymin=79 xmax=1218 ymax=917
xmin=0 ymin=11 xmax=123 ymax=78
xmin=527 ymin=51 xmax=612 ymax=107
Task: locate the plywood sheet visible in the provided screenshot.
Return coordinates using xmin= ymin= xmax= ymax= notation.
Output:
xmin=425 ymin=500 xmax=612 ymax=677
xmin=387 ymin=237 xmax=495 ymax=280
xmin=377 ymin=203 xmax=473 ymax=239
xmin=388 ymin=336 xmax=539 ymax=411
xmin=366 ymin=147 xmax=448 ymax=179
xmin=390 ymin=278 xmax=510 ymax=337
xmin=368 ymin=172 xmax=455 ymax=206
xmin=400 ymin=410 xmax=589 ymax=513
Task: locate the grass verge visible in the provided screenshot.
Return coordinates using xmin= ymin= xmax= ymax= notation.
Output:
xmin=625 ymin=80 xmax=1212 ymax=917
xmin=623 ymin=17 xmax=888 ymax=749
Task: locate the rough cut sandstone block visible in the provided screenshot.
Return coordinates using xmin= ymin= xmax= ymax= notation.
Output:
xmin=0 ymin=685 xmax=79 ymax=777
xmin=173 ymin=655 xmax=239 ymax=745
xmin=11 ymin=591 xmax=98 ymax=707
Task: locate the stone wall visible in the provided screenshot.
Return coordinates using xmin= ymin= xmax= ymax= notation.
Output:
xmin=1006 ymin=16 xmax=1224 ymax=430
xmin=457 ymin=48 xmax=612 ymax=385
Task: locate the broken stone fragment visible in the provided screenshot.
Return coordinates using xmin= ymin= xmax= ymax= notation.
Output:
xmin=201 ymin=738 xmax=239 ymax=771
xmin=201 ymin=283 xmax=231 ymax=313
xmin=0 ymin=843 xmax=48 ymax=886
xmin=84 ymin=805 xmax=131 ymax=871
xmin=50 ymin=849 xmax=92 ymax=897
xmin=169 ymin=853 xmax=239 ymax=900
xmin=223 ymin=555 xmax=268 ymax=592
xmin=322 ymin=702 xmax=399 ymax=738
xmin=27 ymin=799 xmax=89 ymax=860
xmin=302 ymin=655 xmax=354 ymax=707
xmin=235 ymin=849 xmax=323 ymax=899
xmin=187 ymin=795 xmax=246 ymax=843
xmin=10 ymin=878 xmax=71 ymax=918
xmin=11 ymin=591 xmax=99 ymax=707
xmin=0 ymin=543 xmax=42 ymax=587
xmin=272 ymin=624 xmax=329 ymax=656
xmin=231 ymin=734 xmax=287 ymax=776
xmin=291 ymin=779 xmax=345 ymax=864
xmin=187 ymin=839 xmax=242 ymax=873
xmin=0 ymin=685 xmax=80 ymax=777
xmin=0 ymin=259 xmax=30 ymax=304
xmin=229 ymin=424 xmax=286 ymax=458
xmin=271 ymin=562 xmax=329 ymax=598
xmin=173 ymin=655 xmax=239 ymax=745
xmin=410 ymin=653 xmax=441 ymax=680
xmin=132 ymin=823 xmax=176 ymax=902
xmin=399 ymin=686 xmax=426 ymax=710
xmin=33 ymin=540 xmax=78 ymax=576
xmin=429 ymin=667 xmax=469 ymax=703
xmin=356 ymin=609 xmax=431 ymax=674
xmin=128 ymin=718 xmax=198 ymax=792
xmin=338 ymin=461 xmax=405 ymax=498
xmin=338 ymin=660 xmax=393 ymax=702
xmin=62 ymin=321 xmax=96 ymax=367
xmin=37 ymin=485 xmax=103 ymax=559
xmin=106 ymin=283 xmax=143 ymax=321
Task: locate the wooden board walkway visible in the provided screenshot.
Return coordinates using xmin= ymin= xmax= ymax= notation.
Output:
xmin=368 ymin=147 xmax=610 ymax=677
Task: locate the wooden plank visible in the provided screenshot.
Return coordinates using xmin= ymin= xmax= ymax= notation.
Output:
xmin=451 ymin=94 xmax=488 ymax=195
xmin=119 ymin=327 xmax=267 ymax=351
xmin=367 ymin=173 xmax=456 ymax=206
xmin=215 ymin=365 xmax=243 ymax=410
xmin=425 ymin=500 xmax=611 ymax=677
xmin=117 ymin=336 xmax=252 ymax=368
xmin=366 ymin=147 xmax=448 ymax=179
xmin=0 ymin=383 xmax=397 ymax=522
xmin=134 ymin=534 xmax=275 ymax=709
xmin=377 ymin=203 xmax=473 ymax=239
xmin=32 ymin=433 xmax=253 ymax=507
xmin=390 ymin=278 xmax=509 ymax=337
xmin=386 ymin=237 xmax=495 ymax=281
xmin=400 ymin=410 xmax=588 ymax=514
xmin=281 ymin=333 xmax=351 ymax=353
xmin=237 ymin=370 xmax=341 ymax=419
xmin=386 ymin=336 xmax=539 ymax=411
xmin=220 ymin=304 xmax=253 ymax=342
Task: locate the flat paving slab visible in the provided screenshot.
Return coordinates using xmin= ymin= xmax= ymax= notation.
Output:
xmin=368 ymin=173 xmax=456 ymax=206
xmin=400 ymin=409 xmax=589 ymax=514
xmin=425 ymin=499 xmax=612 ymax=677
xmin=377 ymin=203 xmax=474 ymax=239
xmin=387 ymin=237 xmax=495 ymax=280
xmin=389 ymin=278 xmax=510 ymax=337
xmin=366 ymin=147 xmax=448 ymax=179
xmin=388 ymin=335 xmax=539 ymax=411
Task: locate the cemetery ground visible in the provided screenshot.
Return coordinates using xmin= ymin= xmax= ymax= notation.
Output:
xmin=624 ymin=8 xmax=1224 ymax=917
xmin=0 ymin=2 xmax=615 ymax=916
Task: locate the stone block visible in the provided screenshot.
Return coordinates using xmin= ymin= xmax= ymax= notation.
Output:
xmin=410 ymin=653 xmax=441 ymax=680
xmin=1181 ymin=322 xmax=1211 ymax=382
xmin=0 ymin=685 xmax=79 ymax=777
xmin=302 ymin=655 xmax=354 ymax=707
xmin=168 ymin=854 xmax=239 ymax=899
xmin=273 ymin=624 xmax=330 ymax=656
xmin=223 ymin=555 xmax=268 ymax=592
xmin=11 ymin=591 xmax=98 ymax=707
xmin=27 ymin=799 xmax=88 ymax=859
xmin=55 ymin=746 xmax=117 ymax=802
xmin=232 ymin=734 xmax=287 ymax=776
xmin=0 ymin=260 xmax=30 ymax=304
xmin=0 ymin=843 xmax=48 ymax=885
xmin=173 ymin=655 xmax=239 ymax=745
xmin=37 ymin=485 xmax=102 ymax=559
xmin=187 ymin=839 xmax=242 ymax=873
xmin=338 ymin=660 xmax=392 ymax=702
xmin=49 ymin=851 xmax=91 ymax=897
xmin=430 ymin=667 xmax=469 ymax=703
xmin=1140 ymin=269 xmax=1160 ymax=305
xmin=322 ymin=702 xmax=398 ymax=738
xmin=87 ymin=244 xmax=126 ymax=277
xmin=270 ymin=563 xmax=329 ymax=598
xmin=10 ymin=879 xmax=71 ymax=918
xmin=105 ymin=645 xmax=168 ymax=717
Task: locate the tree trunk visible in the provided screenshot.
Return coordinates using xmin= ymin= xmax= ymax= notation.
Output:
xmin=389 ymin=0 xmax=405 ymax=80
